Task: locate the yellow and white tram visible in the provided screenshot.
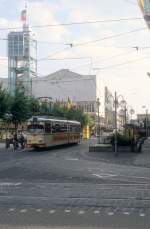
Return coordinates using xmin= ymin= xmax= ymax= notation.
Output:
xmin=27 ymin=116 xmax=81 ymax=148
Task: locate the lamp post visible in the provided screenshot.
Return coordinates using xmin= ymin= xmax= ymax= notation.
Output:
xmin=146 ymin=109 xmax=148 ymax=137
xmin=96 ymin=98 xmax=101 ymax=144
xmin=142 ymin=106 xmax=148 ymax=137
xmin=119 ymin=100 xmax=127 ymax=135
xmin=122 ymin=104 xmax=135 ymax=135
xmin=107 ymin=91 xmax=126 ymax=156
xmin=128 ymin=107 xmax=135 ymax=124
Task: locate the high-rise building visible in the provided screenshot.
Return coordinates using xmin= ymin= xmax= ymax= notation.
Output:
xmin=8 ymin=4 xmax=37 ymax=96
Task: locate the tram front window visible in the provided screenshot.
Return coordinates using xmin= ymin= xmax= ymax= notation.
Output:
xmin=27 ymin=124 xmax=44 ymax=133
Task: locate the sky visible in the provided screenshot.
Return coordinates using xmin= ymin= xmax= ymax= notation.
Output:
xmin=0 ymin=0 xmax=150 ymax=114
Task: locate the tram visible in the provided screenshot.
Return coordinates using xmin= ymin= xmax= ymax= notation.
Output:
xmin=27 ymin=116 xmax=81 ymax=148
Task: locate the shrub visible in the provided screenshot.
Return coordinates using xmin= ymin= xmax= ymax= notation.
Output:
xmin=111 ymin=133 xmax=131 ymax=146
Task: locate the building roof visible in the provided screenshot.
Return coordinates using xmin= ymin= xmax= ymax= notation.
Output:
xmin=42 ymin=69 xmax=95 ymax=81
xmin=32 ymin=69 xmax=97 ymax=102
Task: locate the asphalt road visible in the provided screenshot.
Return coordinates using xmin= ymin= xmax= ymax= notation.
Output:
xmin=0 ymin=139 xmax=150 ymax=228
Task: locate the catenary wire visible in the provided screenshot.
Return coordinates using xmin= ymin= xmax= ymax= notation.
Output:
xmin=0 ymin=17 xmax=143 ymax=31
xmin=75 ymin=27 xmax=147 ymax=46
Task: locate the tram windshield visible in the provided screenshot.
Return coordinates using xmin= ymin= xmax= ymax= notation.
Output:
xmin=27 ymin=124 xmax=44 ymax=133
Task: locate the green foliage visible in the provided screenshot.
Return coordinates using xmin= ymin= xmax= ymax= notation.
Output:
xmin=50 ymin=103 xmax=66 ymax=117
xmin=111 ymin=133 xmax=131 ymax=146
xmin=88 ymin=115 xmax=95 ymax=130
xmin=0 ymin=86 xmax=91 ymax=128
xmin=65 ymin=107 xmax=89 ymax=127
xmin=0 ymin=84 xmax=11 ymax=119
xmin=10 ymin=89 xmax=30 ymax=126
xmin=28 ymin=97 xmax=40 ymax=116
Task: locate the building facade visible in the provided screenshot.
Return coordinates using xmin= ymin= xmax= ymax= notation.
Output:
xmin=8 ymin=7 xmax=37 ymax=96
xmin=0 ymin=69 xmax=107 ymax=128
xmin=32 ymin=69 xmax=105 ymax=118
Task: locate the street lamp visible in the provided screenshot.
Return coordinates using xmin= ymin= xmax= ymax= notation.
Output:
xmin=107 ymin=91 xmax=126 ymax=156
xmin=120 ymin=99 xmax=127 ymax=133
xmin=96 ymin=98 xmax=101 ymax=144
xmin=142 ymin=106 xmax=148 ymax=137
xmin=128 ymin=107 xmax=135 ymax=124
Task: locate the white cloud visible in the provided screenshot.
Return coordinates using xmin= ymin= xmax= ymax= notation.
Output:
xmin=0 ymin=56 xmax=7 ymax=77
xmin=28 ymin=1 xmax=70 ymax=42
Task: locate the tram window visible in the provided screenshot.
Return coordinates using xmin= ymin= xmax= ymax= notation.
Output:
xmin=45 ymin=123 xmax=51 ymax=133
xmin=69 ymin=124 xmax=80 ymax=132
xmin=52 ymin=123 xmax=60 ymax=133
xmin=52 ymin=122 xmax=68 ymax=133
xmin=27 ymin=124 xmax=44 ymax=133
xmin=60 ymin=123 xmax=68 ymax=132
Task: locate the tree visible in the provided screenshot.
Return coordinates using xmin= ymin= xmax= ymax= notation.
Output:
xmin=65 ymin=107 xmax=89 ymax=127
xmin=51 ymin=104 xmax=66 ymax=118
xmin=28 ymin=97 xmax=40 ymax=116
xmin=10 ymin=89 xmax=30 ymax=130
xmin=0 ymin=84 xmax=11 ymax=119
xmin=88 ymin=115 xmax=95 ymax=131
xmin=39 ymin=100 xmax=51 ymax=116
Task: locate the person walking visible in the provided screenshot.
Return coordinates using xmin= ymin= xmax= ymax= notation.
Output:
xmin=19 ymin=133 xmax=25 ymax=149
xmin=13 ymin=133 xmax=18 ymax=150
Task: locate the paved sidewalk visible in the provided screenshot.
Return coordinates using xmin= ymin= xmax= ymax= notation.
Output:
xmin=0 ymin=142 xmax=5 ymax=149
xmin=134 ymin=138 xmax=150 ymax=167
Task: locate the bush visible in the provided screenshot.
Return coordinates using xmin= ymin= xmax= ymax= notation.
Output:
xmin=111 ymin=133 xmax=131 ymax=146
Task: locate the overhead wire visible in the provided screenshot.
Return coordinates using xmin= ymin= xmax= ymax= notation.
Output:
xmin=38 ymin=46 xmax=72 ymax=61
xmin=75 ymin=27 xmax=147 ymax=46
xmin=0 ymin=17 xmax=143 ymax=31
xmin=70 ymin=49 xmax=138 ymax=71
xmin=38 ymin=56 xmax=92 ymax=62
xmin=99 ymin=56 xmax=150 ymax=70
xmin=37 ymin=28 xmax=147 ymax=63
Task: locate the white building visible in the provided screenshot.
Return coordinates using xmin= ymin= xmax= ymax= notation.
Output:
xmin=0 ymin=69 xmax=106 ymax=119
xmin=32 ymin=69 xmax=105 ymax=117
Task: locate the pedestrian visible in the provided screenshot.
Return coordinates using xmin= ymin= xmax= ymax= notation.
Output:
xmin=19 ymin=133 xmax=25 ymax=149
xmin=13 ymin=133 xmax=18 ymax=150
xmin=5 ymin=137 xmax=10 ymax=149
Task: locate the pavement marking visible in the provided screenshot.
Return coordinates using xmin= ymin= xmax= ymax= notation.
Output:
xmin=119 ymin=175 xmax=150 ymax=181
xmin=123 ymin=212 xmax=130 ymax=215
xmin=36 ymin=209 xmax=42 ymax=212
xmin=108 ymin=212 xmax=114 ymax=216
xmin=92 ymin=173 xmax=117 ymax=179
xmin=94 ymin=210 xmax=100 ymax=214
xmin=78 ymin=210 xmax=85 ymax=215
xmin=20 ymin=209 xmax=27 ymax=213
xmin=49 ymin=210 xmax=55 ymax=214
xmin=0 ymin=182 xmax=21 ymax=186
xmin=65 ymin=158 xmax=79 ymax=161
xmin=9 ymin=208 xmax=15 ymax=212
xmin=140 ymin=213 xmax=145 ymax=217
xmin=64 ymin=209 xmax=71 ymax=213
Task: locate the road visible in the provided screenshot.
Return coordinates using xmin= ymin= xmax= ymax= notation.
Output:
xmin=0 ymin=139 xmax=150 ymax=228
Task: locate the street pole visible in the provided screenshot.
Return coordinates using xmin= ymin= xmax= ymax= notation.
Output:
xmin=124 ymin=105 xmax=127 ymax=136
xmin=146 ymin=109 xmax=148 ymax=137
xmin=97 ymin=98 xmax=101 ymax=144
xmin=114 ymin=92 xmax=118 ymax=155
xmin=130 ymin=112 xmax=132 ymax=124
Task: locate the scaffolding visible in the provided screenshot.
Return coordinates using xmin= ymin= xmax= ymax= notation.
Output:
xmin=8 ymin=3 xmax=37 ymax=96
